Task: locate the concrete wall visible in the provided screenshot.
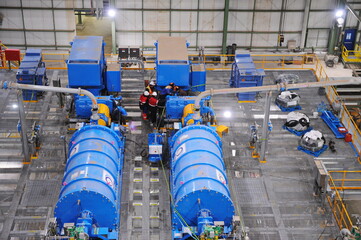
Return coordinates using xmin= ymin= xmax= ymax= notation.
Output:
xmin=1 ymin=0 xmax=361 ymax=52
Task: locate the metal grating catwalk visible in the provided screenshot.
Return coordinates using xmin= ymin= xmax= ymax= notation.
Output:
xmin=0 ymin=69 xmax=360 ymax=239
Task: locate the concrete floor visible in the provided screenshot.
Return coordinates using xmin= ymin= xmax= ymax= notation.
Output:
xmin=0 ymin=68 xmax=361 ymax=239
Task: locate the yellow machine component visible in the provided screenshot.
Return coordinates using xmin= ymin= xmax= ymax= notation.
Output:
xmin=215 ymin=125 xmax=229 ymax=137
xmin=182 ymin=103 xmax=195 ymax=126
xmin=97 ymin=103 xmax=111 ymax=126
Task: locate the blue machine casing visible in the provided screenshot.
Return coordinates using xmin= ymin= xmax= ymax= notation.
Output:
xmin=229 ymin=54 xmax=265 ymax=101
xmin=165 ymin=96 xmax=208 ymax=120
xmin=67 ymin=36 xmax=106 ymax=95
xmin=320 ymin=110 xmax=347 ymax=139
xmin=155 ymin=37 xmax=191 ymax=89
xmin=106 ymin=66 xmax=121 ymax=92
xmin=16 ymin=49 xmax=47 ymax=101
xmin=75 ymin=95 xmax=117 ymax=119
xmin=191 ymin=64 xmax=206 ymax=92
xmin=55 ymin=124 xmax=124 ymax=239
xmin=170 ymin=125 xmax=235 ymax=238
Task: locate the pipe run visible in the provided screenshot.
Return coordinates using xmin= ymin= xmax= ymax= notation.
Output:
xmin=193 ymin=77 xmax=361 ymax=119
xmin=0 ymin=81 xmax=99 ymax=117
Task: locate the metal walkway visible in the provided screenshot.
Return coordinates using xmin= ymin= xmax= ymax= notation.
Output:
xmin=0 ymin=69 xmax=360 ymax=239
xmin=0 ymin=70 xmax=66 ymax=239
xmin=120 ymin=70 xmax=171 ymax=240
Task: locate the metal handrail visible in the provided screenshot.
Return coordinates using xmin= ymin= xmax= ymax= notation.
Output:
xmin=327 ymin=175 xmax=354 ymax=230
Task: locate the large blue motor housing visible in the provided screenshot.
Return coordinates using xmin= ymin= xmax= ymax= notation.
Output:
xmin=170 ymin=125 xmax=235 ymax=238
xmin=55 ymin=125 xmax=124 ymax=239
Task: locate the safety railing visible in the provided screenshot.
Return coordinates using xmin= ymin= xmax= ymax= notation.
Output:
xmin=327 ymin=174 xmax=354 ymax=230
xmin=342 ymin=44 xmax=361 ymax=62
xmin=312 ymin=56 xmax=361 ymax=160
xmin=329 ymin=171 xmax=361 ymax=191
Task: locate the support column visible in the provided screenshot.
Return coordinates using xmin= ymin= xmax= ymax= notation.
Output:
xmin=17 ymin=90 xmax=30 ymax=163
xmin=111 ymin=0 xmax=116 ymax=54
xmin=260 ymin=91 xmax=272 ymax=163
xmin=300 ymin=0 xmax=311 ymax=50
xmin=221 ymin=0 xmax=230 ymax=54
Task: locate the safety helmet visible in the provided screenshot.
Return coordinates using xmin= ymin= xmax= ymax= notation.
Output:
xmin=149 ymin=81 xmax=156 ymax=86
xmin=152 ymin=92 xmax=157 ymax=97
xmin=143 ymin=91 xmax=150 ymax=96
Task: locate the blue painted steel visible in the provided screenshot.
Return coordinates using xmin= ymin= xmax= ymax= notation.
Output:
xmin=75 ymin=95 xmax=116 ymax=119
xmin=148 ymin=133 xmax=163 ymax=163
xmin=55 ymin=125 xmax=124 ymax=238
xmin=229 ymin=54 xmax=265 ymax=101
xmin=276 ymin=101 xmax=302 ymax=112
xmin=297 ymin=145 xmax=328 ymax=157
xmin=170 ymin=125 xmax=235 ymax=238
xmin=16 ymin=49 xmax=47 ymax=101
xmin=344 ymin=29 xmax=357 ymax=50
xmin=191 ymin=64 xmax=206 ymax=92
xmin=165 ymin=96 xmax=208 ymax=119
xmin=106 ymin=69 xmax=121 ymax=92
xmin=155 ymin=39 xmax=191 ymax=89
xmin=67 ymin=36 xmax=106 ymax=92
xmin=320 ymin=110 xmax=347 ymax=139
xmin=283 ymin=125 xmax=313 ymax=136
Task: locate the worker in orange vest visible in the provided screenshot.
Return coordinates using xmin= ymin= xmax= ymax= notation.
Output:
xmin=148 ymin=91 xmax=159 ymax=125
xmin=139 ymin=91 xmax=149 ymax=120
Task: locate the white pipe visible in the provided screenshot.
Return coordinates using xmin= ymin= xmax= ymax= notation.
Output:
xmin=193 ymin=78 xmax=361 ymax=119
xmin=1 ymin=81 xmax=99 ymax=114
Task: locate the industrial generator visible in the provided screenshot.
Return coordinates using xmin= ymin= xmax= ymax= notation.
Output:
xmin=16 ymin=48 xmax=47 ymax=101
xmin=48 ymin=124 xmax=124 ymax=239
xmin=66 ymin=36 xmax=126 ymax=126
xmin=169 ymin=125 xmax=239 ymax=239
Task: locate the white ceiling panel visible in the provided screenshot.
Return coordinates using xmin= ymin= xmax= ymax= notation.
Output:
xmin=117 ymin=32 xmax=142 ymax=46
xmin=116 ymin=0 xmax=142 ymax=8
xmin=171 ymin=12 xmax=197 ymax=31
xmin=198 ymin=11 xmax=224 ymax=31
xmin=171 ymin=0 xmax=198 ymax=9
xmin=199 ymin=0 xmax=224 ymax=9
xmin=116 ymin=10 xmax=142 ymax=31
xmin=23 ymin=10 xmax=53 ymax=29
xmin=1 ymin=31 xmax=25 ymax=45
xmin=25 ymin=32 xmax=55 ymax=46
xmin=230 ymin=0 xmax=255 ymax=10
xmin=283 ymin=12 xmax=303 ymax=31
xmin=1 ymin=9 xmax=23 ymax=29
xmin=228 ymin=12 xmax=253 ymax=31
xmin=198 ymin=33 xmax=222 ymax=46
xmin=143 ymin=0 xmax=170 ymax=9
xmin=54 ymin=10 xmax=76 ymax=30
xmin=253 ymin=12 xmax=281 ymax=31
xmin=228 ymin=33 xmax=251 ymax=47
xmin=143 ymin=11 xmax=169 ymax=30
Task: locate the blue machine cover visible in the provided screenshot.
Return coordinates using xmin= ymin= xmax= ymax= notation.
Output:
xmin=55 ymin=125 xmax=123 ymax=229
xmin=170 ymin=125 xmax=235 ymax=228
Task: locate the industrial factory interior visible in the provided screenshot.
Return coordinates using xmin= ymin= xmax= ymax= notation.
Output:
xmin=3 ymin=0 xmax=361 ymax=240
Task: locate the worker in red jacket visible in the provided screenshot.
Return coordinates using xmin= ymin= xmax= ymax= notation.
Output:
xmin=139 ymin=91 xmax=149 ymax=120
xmin=148 ymin=91 xmax=159 ymax=125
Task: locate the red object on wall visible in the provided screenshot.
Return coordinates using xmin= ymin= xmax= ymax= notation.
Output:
xmin=4 ymin=49 xmax=21 ymax=61
xmin=345 ymin=133 xmax=352 ymax=142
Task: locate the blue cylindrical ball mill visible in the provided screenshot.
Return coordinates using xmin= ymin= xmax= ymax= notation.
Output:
xmin=170 ymin=125 xmax=235 ymax=233
xmin=54 ymin=125 xmax=123 ymax=229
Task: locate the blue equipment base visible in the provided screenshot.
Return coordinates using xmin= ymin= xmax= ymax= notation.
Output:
xmin=297 ymin=145 xmax=328 ymax=157
xmin=283 ymin=125 xmax=313 ymax=136
xmin=276 ymin=102 xmax=302 ymax=112
xmin=320 ymin=111 xmax=346 ymax=139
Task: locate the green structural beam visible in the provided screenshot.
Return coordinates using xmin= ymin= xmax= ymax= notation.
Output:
xmin=221 ymin=0 xmax=230 ymax=54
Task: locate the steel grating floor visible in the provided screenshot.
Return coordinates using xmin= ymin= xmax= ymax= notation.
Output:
xmin=0 ymin=68 xmax=361 ymax=239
